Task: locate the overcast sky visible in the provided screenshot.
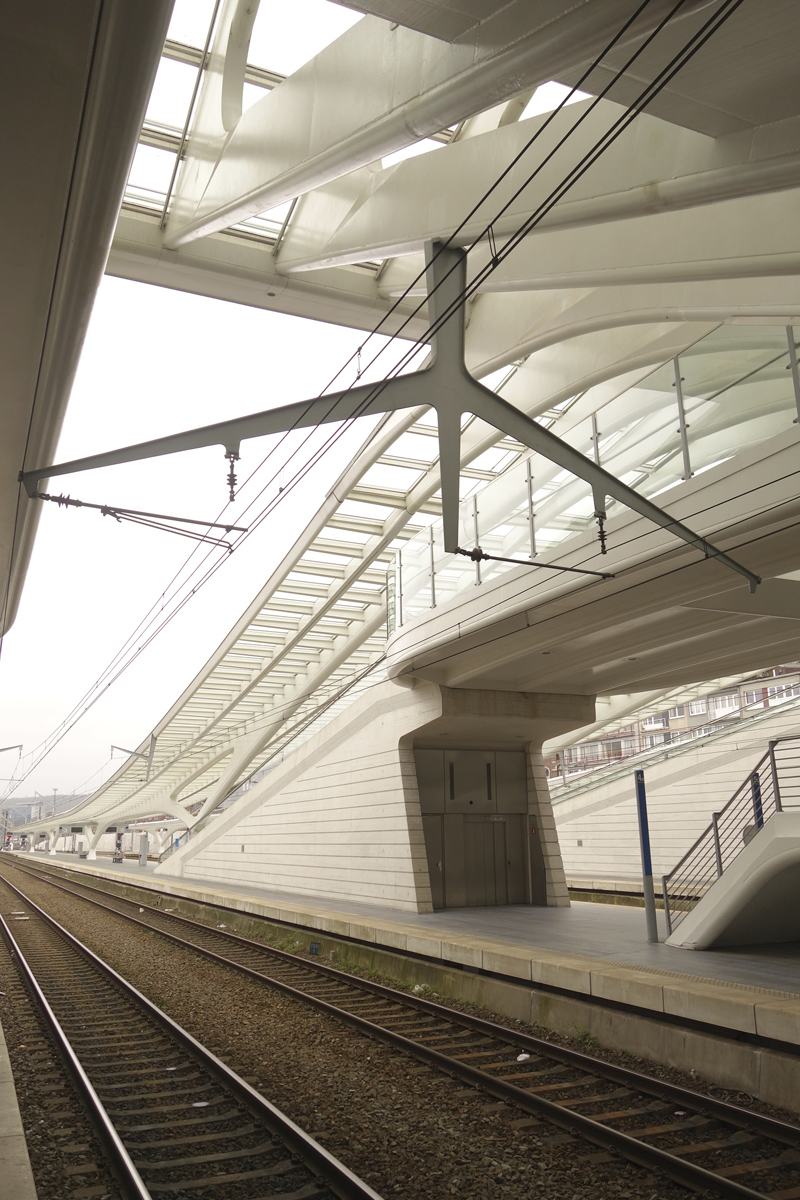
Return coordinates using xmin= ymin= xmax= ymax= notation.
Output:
xmin=0 ymin=276 xmax=407 ymax=799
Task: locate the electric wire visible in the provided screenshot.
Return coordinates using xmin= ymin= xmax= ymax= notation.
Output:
xmin=306 ymin=0 xmax=745 ymax=437
xmin=196 ymin=0 xmax=744 ymax=553
xmin=4 ymin=0 xmax=746 ymax=798
xmin=408 ymin=509 xmax=800 ymax=682
xmin=400 ymin=472 xmax=798 ymax=673
xmin=1 ymin=0 xmax=740 ymax=798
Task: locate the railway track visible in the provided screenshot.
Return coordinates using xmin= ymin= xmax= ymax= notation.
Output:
xmin=0 ymin=867 xmax=382 ymax=1200
xmin=6 ymin=857 xmax=800 ymax=1200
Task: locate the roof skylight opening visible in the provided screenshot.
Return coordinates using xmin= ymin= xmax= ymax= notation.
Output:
xmin=167 ymin=0 xmax=217 ymax=48
xmin=247 ymin=0 xmax=362 ymax=78
xmin=479 ymin=366 xmax=513 ymax=391
xmin=242 ymin=81 xmax=268 ymax=113
xmin=127 ymin=145 xmax=176 ymax=207
xmin=521 ymin=81 xmax=591 ymax=121
xmin=145 ymin=56 xmax=197 ymax=129
xmin=382 ymin=139 xmax=445 ymax=170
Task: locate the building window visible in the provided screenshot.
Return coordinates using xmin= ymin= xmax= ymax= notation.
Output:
xmin=689 ymin=698 xmax=707 ymax=715
xmin=668 ymin=705 xmax=685 ymax=718
xmin=644 ymin=732 xmax=669 ymax=747
xmin=643 ymin=713 xmax=668 ymax=729
xmin=711 ymin=693 xmax=739 ymax=713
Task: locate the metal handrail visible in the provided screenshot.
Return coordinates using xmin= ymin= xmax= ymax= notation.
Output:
xmin=663 ymin=735 xmax=800 ymax=933
xmin=549 ymin=690 xmax=800 ymax=802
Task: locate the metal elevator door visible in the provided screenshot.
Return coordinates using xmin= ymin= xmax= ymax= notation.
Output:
xmin=416 ymin=748 xmax=537 ymax=909
xmin=464 ymin=815 xmax=506 ymax=906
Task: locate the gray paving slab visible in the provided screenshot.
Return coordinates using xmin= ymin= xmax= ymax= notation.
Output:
xmin=17 ymin=851 xmax=800 ymax=996
xmin=0 ymin=1018 xmax=37 ymax=1200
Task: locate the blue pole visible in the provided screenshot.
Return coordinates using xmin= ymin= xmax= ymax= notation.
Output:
xmin=635 ymin=769 xmax=659 ymax=942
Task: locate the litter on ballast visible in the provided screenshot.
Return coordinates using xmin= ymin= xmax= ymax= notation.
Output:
xmin=516 ymin=1053 xmax=531 ymax=1062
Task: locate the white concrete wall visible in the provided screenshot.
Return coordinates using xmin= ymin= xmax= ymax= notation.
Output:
xmin=163 ymin=679 xmax=576 ymax=913
xmin=554 ymin=707 xmax=800 ymax=885
xmin=168 ymin=679 xmax=443 ymax=911
xmin=529 ymin=749 xmax=569 ymax=906
xmin=666 ymin=810 xmax=800 ymax=948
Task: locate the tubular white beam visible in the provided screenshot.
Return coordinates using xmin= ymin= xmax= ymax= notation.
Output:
xmin=165 ymin=0 xmax=712 ymax=249
xmin=278 ymin=103 xmax=800 ymax=273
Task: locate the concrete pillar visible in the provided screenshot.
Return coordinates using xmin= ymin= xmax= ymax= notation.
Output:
xmin=48 ymin=828 xmax=58 ymax=855
xmin=527 ymin=746 xmax=570 ymax=906
xmin=138 ymin=832 xmax=149 ymax=867
xmin=85 ymin=824 xmax=107 ymax=861
xmin=408 ymin=684 xmax=592 ymax=909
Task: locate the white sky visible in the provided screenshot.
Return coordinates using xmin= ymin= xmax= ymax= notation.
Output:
xmin=0 ymin=277 xmax=408 ymax=799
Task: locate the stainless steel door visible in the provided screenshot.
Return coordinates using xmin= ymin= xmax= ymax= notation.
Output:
xmin=422 ymin=814 xmax=444 ymax=909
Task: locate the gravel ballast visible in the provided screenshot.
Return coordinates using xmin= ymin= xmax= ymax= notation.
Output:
xmin=0 ymin=892 xmax=122 ymax=1200
xmin=0 ymin=860 xmax=692 ymax=1200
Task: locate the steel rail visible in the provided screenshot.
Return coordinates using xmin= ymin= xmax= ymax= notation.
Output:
xmin=13 ymin=857 xmax=800 ymax=1139
xmin=7 ymin=857 xmax=793 ymax=1200
xmin=0 ymin=869 xmax=384 ymax=1200
xmin=0 ymin=909 xmax=153 ymax=1200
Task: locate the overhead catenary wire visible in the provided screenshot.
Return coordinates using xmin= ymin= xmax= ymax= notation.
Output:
xmin=184 ymin=0 xmax=743 ymax=552
xmin=28 ymin=441 xmax=800 ymax=818
xmin=35 ymin=491 xmax=248 ymax=549
xmin=2 ymin=0 xmax=746 ymax=798
xmin=405 ymin=508 xmax=800 ymax=683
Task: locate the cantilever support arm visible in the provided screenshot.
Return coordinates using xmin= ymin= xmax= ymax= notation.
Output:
xmin=19 ymin=238 xmax=759 ymax=594
xmin=468 ymin=384 xmax=760 ymax=592
xmin=19 ymin=372 xmax=428 ymax=498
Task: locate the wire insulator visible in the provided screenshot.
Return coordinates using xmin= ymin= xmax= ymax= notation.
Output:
xmin=226 ymin=452 xmax=239 ymax=502
xmin=596 ymin=512 xmax=608 ymax=555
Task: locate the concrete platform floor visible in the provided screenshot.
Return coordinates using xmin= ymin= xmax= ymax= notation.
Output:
xmin=0 ymin=1020 xmax=37 ymax=1200
xmin=13 ymin=851 xmax=800 ymax=997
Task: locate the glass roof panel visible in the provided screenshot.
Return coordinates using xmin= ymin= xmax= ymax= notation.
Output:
xmin=127 ymin=145 xmax=177 ymax=200
xmin=145 ymin=56 xmax=198 ymax=130
xmin=382 ymin=139 xmax=444 ymax=169
xmin=242 ymin=81 xmax=268 ymax=113
xmin=167 ymin=0 xmax=217 ymax=47
xmin=248 ymin=0 xmax=362 ymax=77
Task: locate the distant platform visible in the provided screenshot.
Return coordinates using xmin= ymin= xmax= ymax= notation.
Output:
xmin=11 ymin=851 xmax=800 ymax=1051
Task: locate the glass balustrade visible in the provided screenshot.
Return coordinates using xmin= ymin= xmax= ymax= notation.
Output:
xmin=388 ymin=324 xmax=800 ymax=635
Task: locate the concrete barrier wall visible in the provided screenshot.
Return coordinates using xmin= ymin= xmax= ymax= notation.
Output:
xmin=173 ymin=680 xmax=442 ymax=911
xmin=554 ymin=707 xmax=800 ymax=884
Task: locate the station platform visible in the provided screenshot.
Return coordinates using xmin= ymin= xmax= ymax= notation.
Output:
xmin=0 ymin=1019 xmax=37 ymax=1200
xmin=11 ymin=851 xmax=800 ymax=1056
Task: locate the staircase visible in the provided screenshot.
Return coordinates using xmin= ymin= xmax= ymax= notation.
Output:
xmin=662 ymin=736 xmax=800 ymax=936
